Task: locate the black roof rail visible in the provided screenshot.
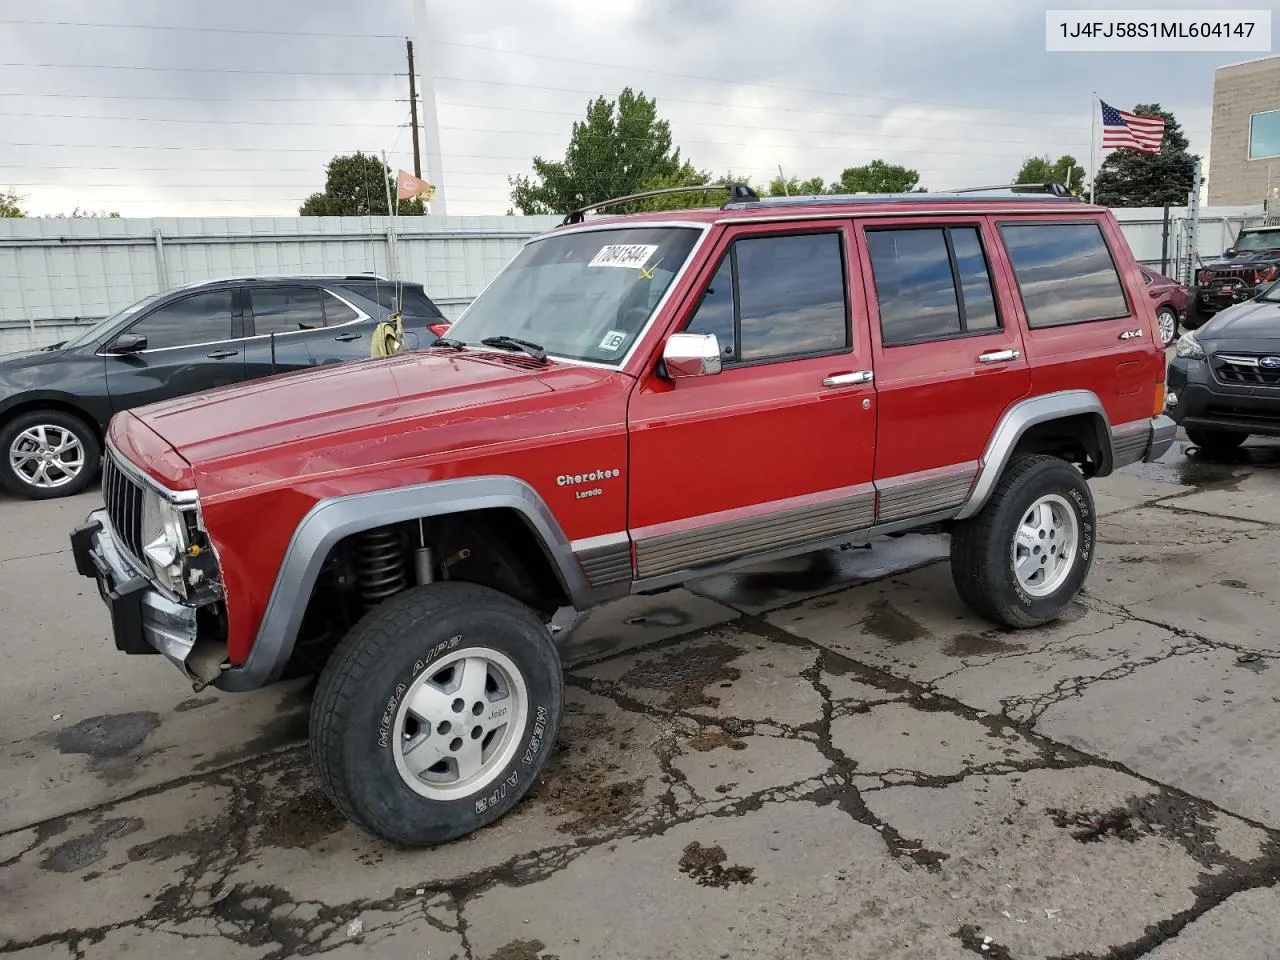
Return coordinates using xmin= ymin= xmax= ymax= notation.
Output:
xmin=560 ymin=182 xmax=759 ymax=225
xmin=939 ymin=182 xmax=1078 ymax=198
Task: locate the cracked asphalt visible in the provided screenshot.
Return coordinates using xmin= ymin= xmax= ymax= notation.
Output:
xmin=2 ymin=436 xmax=1279 ymax=959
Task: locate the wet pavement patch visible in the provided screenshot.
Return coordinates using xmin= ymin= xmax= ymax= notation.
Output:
xmin=860 ymin=599 xmax=927 ymax=644
xmin=623 ymin=607 xmax=692 ymax=628
xmin=174 ymin=696 xmax=219 ymax=713
xmin=943 ymin=633 xmax=1026 ymax=657
xmin=486 ymin=939 xmax=551 ymax=960
xmin=51 ymin=712 xmax=161 ymax=760
xmin=618 ymin=640 xmax=744 ymax=710
xmin=532 ymin=752 xmax=646 ymax=836
xmin=258 ymin=785 xmax=348 ymax=849
xmin=40 ymin=817 xmax=144 ymax=873
xmin=677 ymin=841 xmax=755 ymax=888
xmin=193 ymin=707 xmax=310 ymax=771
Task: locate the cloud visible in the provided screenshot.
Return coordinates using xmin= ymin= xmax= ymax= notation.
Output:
xmin=0 ymin=0 xmax=1243 ymax=217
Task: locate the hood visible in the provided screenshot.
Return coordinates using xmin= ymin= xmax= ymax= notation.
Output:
xmin=130 ymin=350 xmax=560 ymax=470
xmin=1195 ymin=297 xmax=1280 ymax=353
xmin=0 ymin=343 xmax=63 ymax=370
xmin=1203 ymin=250 xmax=1280 ymax=270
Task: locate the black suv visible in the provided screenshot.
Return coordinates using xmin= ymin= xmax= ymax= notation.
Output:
xmin=0 ymin=274 xmax=446 ymax=500
xmin=1191 ymin=225 xmax=1280 ymax=322
xmin=1167 ymin=280 xmax=1280 ymax=453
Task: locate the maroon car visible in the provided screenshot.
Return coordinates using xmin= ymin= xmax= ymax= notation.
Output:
xmin=1140 ymin=266 xmax=1190 ymax=346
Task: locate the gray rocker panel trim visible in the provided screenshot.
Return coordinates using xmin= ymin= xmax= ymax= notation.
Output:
xmin=954 ymin=389 xmax=1113 ymax=521
xmin=876 ymin=463 xmax=979 ymax=524
xmin=571 ymin=532 xmax=633 ymax=588
xmin=1110 ymin=418 xmax=1153 ymax=470
xmin=215 ymin=476 xmax=587 ymax=692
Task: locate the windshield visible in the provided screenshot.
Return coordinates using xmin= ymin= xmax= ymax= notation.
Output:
xmin=446 ymin=226 xmax=701 ymax=364
xmin=1260 ymin=282 xmax=1280 ymax=302
xmin=1233 ymin=231 xmax=1280 ymax=253
xmin=62 ymin=291 xmax=166 ymax=348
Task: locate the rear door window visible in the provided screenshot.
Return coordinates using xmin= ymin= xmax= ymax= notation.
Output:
xmin=249 ymin=287 xmax=325 ymax=335
xmin=999 ymin=222 xmax=1130 ymax=328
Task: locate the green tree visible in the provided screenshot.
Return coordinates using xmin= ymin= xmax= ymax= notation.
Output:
xmin=1015 ymin=154 xmax=1085 ymax=195
xmin=300 ymin=152 xmax=425 ymax=216
xmin=830 ymin=160 xmax=921 ymax=194
xmin=1092 ymin=105 xmax=1197 ymax=207
xmin=765 ymin=174 xmax=827 ymax=197
xmin=1 ymin=188 xmax=25 ymax=218
xmin=509 ymin=88 xmax=697 ymax=215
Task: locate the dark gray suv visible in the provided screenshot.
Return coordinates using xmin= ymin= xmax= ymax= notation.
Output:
xmin=0 ymin=274 xmax=446 ymax=499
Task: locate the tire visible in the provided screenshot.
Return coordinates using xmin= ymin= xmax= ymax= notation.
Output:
xmin=1186 ymin=427 xmax=1248 ymax=455
xmin=310 ymin=581 xmax=563 ymax=847
xmin=1156 ymin=307 xmax=1179 ymax=347
xmin=1182 ymin=299 xmax=1208 ymax=331
xmin=950 ymin=455 xmax=1095 ymax=629
xmin=0 ymin=409 xmax=100 ymax=499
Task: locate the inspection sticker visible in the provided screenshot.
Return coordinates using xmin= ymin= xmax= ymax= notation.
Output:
xmin=588 ymin=244 xmax=659 ymax=268
xmin=598 ymin=330 xmax=628 ymax=351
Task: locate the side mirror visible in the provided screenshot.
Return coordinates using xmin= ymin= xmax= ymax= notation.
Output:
xmin=106 ymin=333 xmax=148 ymax=354
xmin=663 ymin=332 xmax=722 ymax=378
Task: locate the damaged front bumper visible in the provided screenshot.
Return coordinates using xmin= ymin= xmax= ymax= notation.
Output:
xmin=71 ymin=509 xmax=225 ymax=687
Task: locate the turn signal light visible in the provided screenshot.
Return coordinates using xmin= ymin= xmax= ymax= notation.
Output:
xmin=1153 ymin=382 xmax=1166 ymax=415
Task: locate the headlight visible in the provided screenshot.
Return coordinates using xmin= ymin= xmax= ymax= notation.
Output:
xmin=1174 ymin=334 xmax=1205 ymax=360
xmin=141 ymin=489 xmax=190 ymax=597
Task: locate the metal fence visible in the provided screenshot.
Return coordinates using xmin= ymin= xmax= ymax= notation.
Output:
xmin=0 ymin=205 xmax=1268 ymax=354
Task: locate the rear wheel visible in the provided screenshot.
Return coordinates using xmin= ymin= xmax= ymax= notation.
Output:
xmin=1156 ymin=307 xmax=1178 ymax=347
xmin=0 ymin=410 xmax=100 ymax=499
xmin=1186 ymin=427 xmax=1248 ymax=455
xmin=950 ymin=455 xmax=1095 ymax=628
xmin=310 ymin=581 xmax=563 ymax=847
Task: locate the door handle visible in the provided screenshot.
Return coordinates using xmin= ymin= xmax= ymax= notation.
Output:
xmin=333 ymin=332 xmax=362 ymax=342
xmin=822 ymin=370 xmax=873 ymax=387
xmin=206 ymin=349 xmax=238 ymax=359
xmin=977 ymin=349 xmax=1020 ymax=364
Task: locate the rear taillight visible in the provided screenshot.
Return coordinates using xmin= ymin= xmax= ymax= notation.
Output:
xmin=428 ymin=322 xmax=451 ymax=338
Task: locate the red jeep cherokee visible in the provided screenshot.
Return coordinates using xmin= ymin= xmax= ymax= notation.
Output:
xmin=71 ymin=184 xmax=1174 ymax=846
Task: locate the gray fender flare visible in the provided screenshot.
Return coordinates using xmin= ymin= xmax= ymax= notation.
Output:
xmin=215 ymin=476 xmax=588 ymax=691
xmin=954 ymin=390 xmax=1113 ymax=521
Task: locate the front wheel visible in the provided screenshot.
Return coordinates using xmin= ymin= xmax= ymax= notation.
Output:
xmin=1156 ymin=307 xmax=1179 ymax=347
xmin=310 ymin=581 xmax=564 ymax=847
xmin=950 ymin=455 xmax=1095 ymax=629
xmin=1186 ymin=427 xmax=1248 ymax=455
xmin=0 ymin=410 xmax=100 ymax=499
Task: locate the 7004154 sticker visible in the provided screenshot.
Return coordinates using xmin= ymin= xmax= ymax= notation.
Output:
xmin=588 ymin=244 xmax=658 ymax=269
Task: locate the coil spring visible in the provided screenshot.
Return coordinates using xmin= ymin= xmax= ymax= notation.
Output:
xmin=356 ymin=528 xmax=407 ymax=608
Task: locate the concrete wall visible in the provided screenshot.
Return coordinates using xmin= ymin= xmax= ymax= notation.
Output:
xmin=0 ymin=207 xmax=1268 ymax=354
xmin=1208 ymin=55 xmax=1280 ymax=206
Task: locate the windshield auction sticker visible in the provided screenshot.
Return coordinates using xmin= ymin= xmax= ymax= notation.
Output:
xmin=1046 ymin=10 xmax=1271 ymax=51
xmin=589 ymin=244 xmax=660 ymax=269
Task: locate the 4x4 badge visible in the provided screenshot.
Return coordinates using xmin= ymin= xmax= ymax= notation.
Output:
xmin=1260 ymin=356 xmax=1280 ymax=369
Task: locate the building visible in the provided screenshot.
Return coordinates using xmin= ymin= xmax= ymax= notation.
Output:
xmin=1207 ymin=55 xmax=1280 ymax=207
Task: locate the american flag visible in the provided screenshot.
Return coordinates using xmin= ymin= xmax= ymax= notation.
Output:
xmin=1100 ymin=100 xmax=1165 ymax=154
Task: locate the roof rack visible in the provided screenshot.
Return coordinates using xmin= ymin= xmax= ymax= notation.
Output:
xmin=560 ymin=182 xmax=759 ymax=225
xmin=939 ymin=181 xmax=1077 ymax=198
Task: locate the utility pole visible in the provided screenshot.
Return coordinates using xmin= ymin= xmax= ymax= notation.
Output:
xmin=405 ymin=39 xmax=422 ymax=179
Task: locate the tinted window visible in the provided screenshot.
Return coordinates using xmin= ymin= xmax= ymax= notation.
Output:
xmin=1249 ymin=110 xmax=1280 ymax=160
xmin=1000 ymin=222 xmax=1129 ymax=328
xmin=950 ymin=228 xmax=1000 ymax=332
xmin=868 ymin=229 xmax=960 ymax=344
xmin=685 ymin=257 xmax=736 ymax=358
xmin=736 ymin=234 xmax=847 ymax=360
xmin=128 ymin=290 xmax=233 ymax=350
xmin=686 ymin=232 xmax=848 ymax=363
xmin=342 ymin=282 xmax=444 ymax=319
xmin=250 ymin=287 xmax=324 ymax=335
xmin=323 ymin=291 xmax=359 ymax=325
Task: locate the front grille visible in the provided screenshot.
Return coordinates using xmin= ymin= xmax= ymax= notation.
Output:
xmin=1205 ymin=404 xmax=1280 ymax=426
xmin=1211 ymin=354 xmax=1280 ymax=387
xmin=1202 ymin=268 xmax=1259 ymax=285
xmin=102 ymin=451 xmax=147 ymax=562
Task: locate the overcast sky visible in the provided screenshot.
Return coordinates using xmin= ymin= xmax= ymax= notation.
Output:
xmin=0 ymin=0 xmax=1266 ymax=218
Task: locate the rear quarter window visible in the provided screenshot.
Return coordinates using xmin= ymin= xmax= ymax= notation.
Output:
xmin=999 ymin=221 xmax=1130 ymax=328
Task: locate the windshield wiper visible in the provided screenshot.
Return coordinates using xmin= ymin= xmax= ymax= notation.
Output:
xmin=480 ymin=335 xmax=547 ymax=362
xmin=431 ymin=336 xmax=467 ymax=351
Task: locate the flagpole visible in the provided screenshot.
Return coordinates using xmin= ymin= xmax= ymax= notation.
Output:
xmin=1088 ymin=92 xmax=1097 ymax=202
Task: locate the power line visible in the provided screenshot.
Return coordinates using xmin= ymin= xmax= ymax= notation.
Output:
xmin=427 ymin=39 xmax=1080 ymax=118
xmin=0 ymin=17 xmax=402 ymax=39
xmin=0 ymin=112 xmax=407 ymax=128
xmin=0 ymin=92 xmax=401 ymax=104
xmin=0 ymin=62 xmax=402 ymax=77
